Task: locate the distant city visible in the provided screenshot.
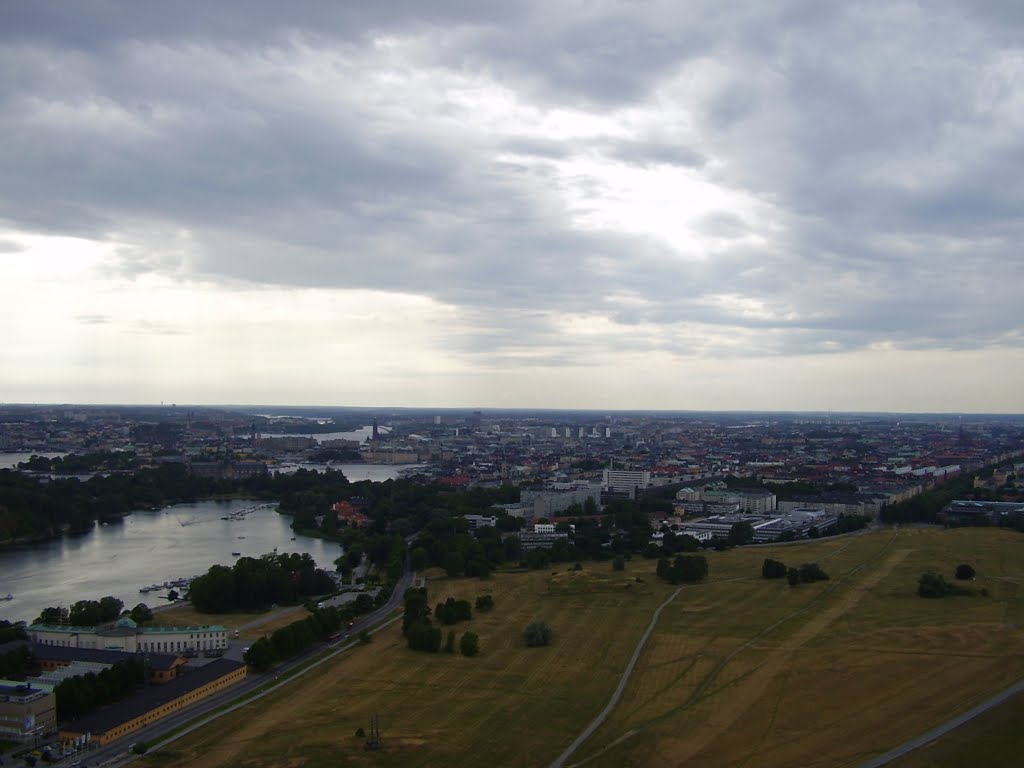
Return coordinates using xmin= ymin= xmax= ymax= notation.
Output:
xmin=2 ymin=404 xmax=1023 ymax=514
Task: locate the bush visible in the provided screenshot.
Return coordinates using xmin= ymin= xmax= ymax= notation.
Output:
xmin=474 ymin=595 xmax=495 ymax=612
xmin=798 ymin=562 xmax=830 ymax=583
xmin=524 ymin=621 xmax=553 ymax=647
xmin=786 ymin=567 xmax=800 ymax=587
xmin=762 ymin=558 xmax=788 ymax=579
xmin=460 ymin=631 xmax=480 ymax=657
xmin=955 ymin=564 xmax=976 ymax=580
xmin=918 ymin=570 xmax=951 ymax=598
xmin=612 ymin=556 xmax=625 ymax=571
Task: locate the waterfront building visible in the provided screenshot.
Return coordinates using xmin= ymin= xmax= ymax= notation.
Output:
xmin=28 ymin=617 xmax=228 ymax=655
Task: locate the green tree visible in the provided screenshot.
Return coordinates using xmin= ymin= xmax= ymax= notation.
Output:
xmin=445 ymin=630 xmax=456 ymax=653
xmin=243 ymin=637 xmax=277 ymax=671
xmin=727 ymin=521 xmax=754 ymax=546
xmin=129 ymin=603 xmax=153 ymax=625
xmin=955 ymin=564 xmax=976 ymax=580
xmin=918 ymin=571 xmax=951 ymax=598
xmin=98 ymin=596 xmax=124 ymax=622
xmin=460 ymin=631 xmax=480 ymax=657
xmin=474 ymin=594 xmax=495 ymax=612
xmin=762 ymin=558 xmax=788 ymax=579
xmin=786 ymin=567 xmax=801 ymax=586
xmin=798 ymin=562 xmax=829 ymax=582
xmin=523 ymin=621 xmax=553 ymax=647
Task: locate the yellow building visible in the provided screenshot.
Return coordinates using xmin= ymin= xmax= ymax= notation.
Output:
xmin=60 ymin=659 xmax=247 ymax=746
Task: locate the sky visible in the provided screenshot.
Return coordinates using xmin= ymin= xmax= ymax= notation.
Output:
xmin=1 ymin=1 xmax=1022 ymax=413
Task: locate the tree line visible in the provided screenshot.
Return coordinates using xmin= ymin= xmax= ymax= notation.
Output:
xmin=55 ymin=656 xmax=146 ymax=721
xmin=188 ymin=552 xmax=336 ymax=613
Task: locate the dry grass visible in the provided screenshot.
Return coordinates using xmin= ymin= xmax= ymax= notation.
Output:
xmin=140 ymin=528 xmax=1024 ymax=768
xmin=151 ymin=603 xmax=310 ymax=639
xmin=887 ymin=692 xmax=1024 ymax=768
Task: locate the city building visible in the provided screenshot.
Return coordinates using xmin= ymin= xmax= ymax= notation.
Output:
xmin=0 ymin=679 xmax=56 ymax=743
xmin=602 ymin=469 xmax=652 ymax=498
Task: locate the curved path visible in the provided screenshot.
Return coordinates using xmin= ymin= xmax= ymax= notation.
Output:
xmin=859 ymin=678 xmax=1024 ymax=767
xmin=549 ymin=585 xmax=685 ymax=768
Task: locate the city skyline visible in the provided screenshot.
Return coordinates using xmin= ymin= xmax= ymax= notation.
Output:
xmin=2 ymin=2 xmax=1023 ymax=412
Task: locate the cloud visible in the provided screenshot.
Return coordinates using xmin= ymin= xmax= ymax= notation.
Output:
xmin=0 ymin=0 xmax=1022 ymax=390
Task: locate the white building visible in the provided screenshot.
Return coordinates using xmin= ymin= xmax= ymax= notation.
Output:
xmin=602 ymin=469 xmax=652 ymax=496
xmin=28 ymin=618 xmax=228 ymax=655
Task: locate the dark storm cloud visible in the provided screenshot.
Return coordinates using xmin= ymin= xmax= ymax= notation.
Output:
xmin=1 ymin=0 xmax=1021 ymax=363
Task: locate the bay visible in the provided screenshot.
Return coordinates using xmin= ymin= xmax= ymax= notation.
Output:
xmin=0 ymin=499 xmax=341 ymax=626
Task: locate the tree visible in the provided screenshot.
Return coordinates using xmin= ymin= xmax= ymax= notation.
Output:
xmin=955 ymin=564 xmax=976 ymax=580
xmin=918 ymin=571 xmax=951 ymax=598
xmin=460 ymin=631 xmax=480 ymax=657
xmin=445 ymin=630 xmax=456 ymax=653
xmin=70 ymin=600 xmax=102 ymax=626
xmin=523 ymin=621 xmax=553 ymax=647
xmin=474 ymin=594 xmax=495 ymax=612
xmin=129 ymin=603 xmax=153 ymax=625
xmin=407 ymin=620 xmax=442 ymax=652
xmin=727 ymin=521 xmax=754 ymax=546
xmin=358 ymin=629 xmax=371 ymax=645
xmin=786 ymin=567 xmax=800 ymax=586
xmin=35 ymin=606 xmax=69 ymax=625
xmin=659 ymin=554 xmax=708 ymax=584
xmin=98 ymin=596 xmax=124 ymax=622
xmin=410 ymin=547 xmax=430 ymax=572
xmin=762 ymin=558 xmax=788 ymax=579
xmin=798 ymin=562 xmax=829 ymax=583
xmin=612 ymin=555 xmax=626 ymax=571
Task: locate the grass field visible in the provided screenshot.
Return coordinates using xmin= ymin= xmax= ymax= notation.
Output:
xmin=138 ymin=527 xmax=1024 ymax=768
xmin=888 ymin=692 xmax=1024 ymax=768
xmin=151 ymin=603 xmax=310 ymax=640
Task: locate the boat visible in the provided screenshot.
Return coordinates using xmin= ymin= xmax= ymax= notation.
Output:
xmin=232 ymin=551 xmax=242 ymax=557
xmin=1 ymin=594 xmax=12 ymax=601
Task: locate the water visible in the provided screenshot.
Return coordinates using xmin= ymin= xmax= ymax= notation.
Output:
xmin=271 ymin=463 xmax=423 ymax=482
xmin=265 ymin=425 xmax=391 ymax=443
xmin=0 ymin=499 xmax=342 ymax=626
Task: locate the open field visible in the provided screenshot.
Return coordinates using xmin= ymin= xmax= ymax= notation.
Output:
xmin=151 ymin=603 xmax=310 ymax=640
xmin=139 ymin=527 xmax=1024 ymax=767
xmin=887 ymin=692 xmax=1024 ymax=768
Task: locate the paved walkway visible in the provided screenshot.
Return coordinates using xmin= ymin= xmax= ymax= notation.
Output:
xmin=548 ymin=585 xmax=684 ymax=768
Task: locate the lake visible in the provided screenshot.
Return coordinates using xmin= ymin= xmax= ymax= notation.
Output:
xmin=0 ymin=499 xmax=342 ymax=626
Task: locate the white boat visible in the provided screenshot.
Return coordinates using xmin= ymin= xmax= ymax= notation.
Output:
xmin=0 ymin=594 xmax=12 ymax=601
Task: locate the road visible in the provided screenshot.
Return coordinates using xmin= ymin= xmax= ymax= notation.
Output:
xmin=74 ymin=559 xmax=416 ymax=768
